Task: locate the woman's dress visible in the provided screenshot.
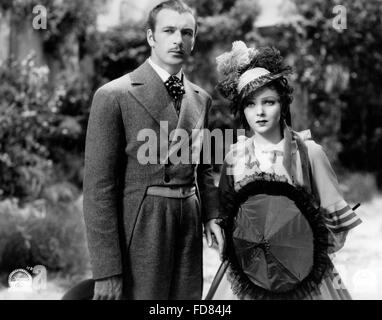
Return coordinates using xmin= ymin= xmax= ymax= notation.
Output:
xmin=212 ymin=129 xmax=362 ymax=300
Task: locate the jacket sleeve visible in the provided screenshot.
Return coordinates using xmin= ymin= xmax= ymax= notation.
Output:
xmin=307 ymin=141 xmax=362 ymax=252
xmin=217 ymin=161 xmax=237 ymax=221
xmin=83 ymin=87 xmax=125 ymax=280
xmin=197 ymin=98 xmax=220 ymax=222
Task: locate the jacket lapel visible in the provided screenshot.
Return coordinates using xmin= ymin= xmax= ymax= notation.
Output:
xmin=128 ymin=61 xmax=178 ymax=133
xmin=167 ymin=77 xmax=206 ymax=162
xmin=175 ymin=78 xmax=204 ymax=136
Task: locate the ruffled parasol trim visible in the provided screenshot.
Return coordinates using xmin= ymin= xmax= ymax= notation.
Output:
xmin=218 ymin=175 xmax=333 ymax=300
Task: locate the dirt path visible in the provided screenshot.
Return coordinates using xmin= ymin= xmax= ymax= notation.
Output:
xmin=331 ymin=196 xmax=382 ymax=299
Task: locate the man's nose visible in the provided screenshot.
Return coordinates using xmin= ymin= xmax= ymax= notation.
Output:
xmin=172 ymin=30 xmax=182 ymax=45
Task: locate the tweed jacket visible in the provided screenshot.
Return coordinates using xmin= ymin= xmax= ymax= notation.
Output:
xmin=83 ymin=61 xmax=219 ymax=280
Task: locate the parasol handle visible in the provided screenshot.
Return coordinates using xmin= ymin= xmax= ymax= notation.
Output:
xmin=204 ymin=259 xmax=229 ymax=300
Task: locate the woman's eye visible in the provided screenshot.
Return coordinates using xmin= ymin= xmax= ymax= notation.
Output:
xmin=264 ymin=100 xmax=276 ymax=105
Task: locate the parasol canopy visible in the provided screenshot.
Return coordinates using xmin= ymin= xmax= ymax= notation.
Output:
xmin=234 ymin=193 xmax=314 ymax=292
xmin=223 ymin=178 xmax=332 ymax=300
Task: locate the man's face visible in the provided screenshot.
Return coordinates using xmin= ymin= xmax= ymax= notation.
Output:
xmin=147 ymin=9 xmax=196 ymax=73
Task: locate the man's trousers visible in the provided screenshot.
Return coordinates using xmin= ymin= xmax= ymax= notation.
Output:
xmin=126 ymin=192 xmax=203 ymax=300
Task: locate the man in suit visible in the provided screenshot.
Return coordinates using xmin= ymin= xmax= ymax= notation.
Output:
xmin=83 ymin=0 xmax=224 ymax=300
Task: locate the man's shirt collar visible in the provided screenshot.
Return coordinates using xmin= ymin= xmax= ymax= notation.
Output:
xmin=148 ymin=58 xmax=182 ymax=82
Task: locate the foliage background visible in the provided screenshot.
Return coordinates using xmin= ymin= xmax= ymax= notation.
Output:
xmin=0 ymin=0 xmax=381 ymax=297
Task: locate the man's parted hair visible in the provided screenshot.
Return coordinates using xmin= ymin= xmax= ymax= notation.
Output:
xmin=147 ymin=0 xmax=197 ymax=33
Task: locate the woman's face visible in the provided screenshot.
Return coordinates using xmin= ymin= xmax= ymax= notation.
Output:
xmin=243 ymin=87 xmax=281 ymax=137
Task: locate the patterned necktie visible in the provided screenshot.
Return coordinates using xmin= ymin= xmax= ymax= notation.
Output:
xmin=164 ymin=75 xmax=185 ymax=101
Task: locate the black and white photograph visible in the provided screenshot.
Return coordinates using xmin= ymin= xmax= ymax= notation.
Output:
xmin=0 ymin=0 xmax=381 ymax=303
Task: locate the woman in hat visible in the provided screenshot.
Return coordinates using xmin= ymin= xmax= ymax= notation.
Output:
xmin=208 ymin=42 xmax=362 ymax=300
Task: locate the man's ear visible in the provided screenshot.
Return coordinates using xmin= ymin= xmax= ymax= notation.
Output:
xmin=191 ymin=30 xmax=197 ymax=52
xmin=189 ymin=36 xmax=195 ymax=52
xmin=147 ymin=29 xmax=155 ymax=47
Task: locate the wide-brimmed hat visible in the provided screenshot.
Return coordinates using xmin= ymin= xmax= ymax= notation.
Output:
xmin=216 ymin=41 xmax=292 ymax=101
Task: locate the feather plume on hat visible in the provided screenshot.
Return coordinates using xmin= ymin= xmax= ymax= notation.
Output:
xmin=216 ymin=41 xmax=258 ymax=101
xmin=216 ymin=42 xmax=292 ymax=101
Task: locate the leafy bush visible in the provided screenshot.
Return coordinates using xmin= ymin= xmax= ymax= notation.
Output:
xmin=92 ymin=23 xmax=149 ymax=85
xmin=0 ymin=188 xmax=90 ymax=277
xmin=284 ymin=0 xmax=382 ymax=172
xmin=0 ymin=56 xmax=57 ymax=200
xmin=46 ymin=71 xmax=92 ymax=188
xmin=0 ymin=56 xmax=90 ymax=200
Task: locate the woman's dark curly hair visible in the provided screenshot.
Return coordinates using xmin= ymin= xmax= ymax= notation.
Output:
xmin=232 ymin=47 xmax=294 ymax=130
